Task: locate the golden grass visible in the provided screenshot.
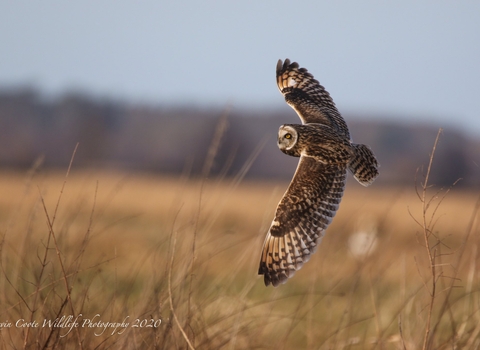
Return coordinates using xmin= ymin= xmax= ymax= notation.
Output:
xmin=0 ymin=165 xmax=479 ymax=349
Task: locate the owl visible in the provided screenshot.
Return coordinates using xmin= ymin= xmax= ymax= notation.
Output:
xmin=258 ymin=59 xmax=379 ymax=287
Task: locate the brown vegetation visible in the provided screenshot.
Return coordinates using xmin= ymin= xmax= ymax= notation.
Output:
xmin=1 ymin=135 xmax=480 ymax=349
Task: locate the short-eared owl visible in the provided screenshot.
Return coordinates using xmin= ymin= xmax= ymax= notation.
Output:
xmin=258 ymin=59 xmax=379 ymax=287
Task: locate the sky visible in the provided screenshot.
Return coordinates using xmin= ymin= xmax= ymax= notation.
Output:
xmin=1 ymin=1 xmax=480 ymax=135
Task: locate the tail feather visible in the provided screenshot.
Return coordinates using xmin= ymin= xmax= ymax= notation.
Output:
xmin=348 ymin=143 xmax=379 ymax=186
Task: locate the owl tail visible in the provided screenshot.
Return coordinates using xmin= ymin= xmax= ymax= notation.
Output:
xmin=348 ymin=143 xmax=379 ymax=186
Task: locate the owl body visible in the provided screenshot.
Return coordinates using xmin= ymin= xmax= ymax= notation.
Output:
xmin=258 ymin=59 xmax=379 ymax=287
xmin=278 ymin=124 xmax=354 ymax=165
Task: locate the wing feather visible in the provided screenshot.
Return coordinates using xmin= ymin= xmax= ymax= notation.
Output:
xmin=258 ymin=156 xmax=347 ymax=287
xmin=276 ymin=59 xmax=350 ymax=139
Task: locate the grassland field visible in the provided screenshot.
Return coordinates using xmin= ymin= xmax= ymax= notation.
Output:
xmin=0 ymin=168 xmax=479 ymax=349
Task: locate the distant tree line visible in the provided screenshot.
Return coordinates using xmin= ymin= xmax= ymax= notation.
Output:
xmin=0 ymin=88 xmax=479 ymax=187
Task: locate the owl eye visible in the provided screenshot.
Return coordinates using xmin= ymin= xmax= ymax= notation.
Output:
xmin=284 ymin=133 xmax=292 ymax=139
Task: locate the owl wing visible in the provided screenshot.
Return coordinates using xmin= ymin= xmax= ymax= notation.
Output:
xmin=276 ymin=59 xmax=350 ymax=139
xmin=258 ymin=156 xmax=347 ymax=287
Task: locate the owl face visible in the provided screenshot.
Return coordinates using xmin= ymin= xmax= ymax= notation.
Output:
xmin=278 ymin=125 xmax=298 ymax=150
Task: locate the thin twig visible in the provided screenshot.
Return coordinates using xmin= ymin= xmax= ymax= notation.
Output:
xmin=398 ymin=316 xmax=408 ymax=350
xmin=186 ymin=108 xmax=230 ymax=338
xmin=37 ymin=144 xmax=84 ymax=350
xmin=167 ymin=208 xmax=195 ymax=350
xmin=420 ymin=128 xmax=442 ymax=350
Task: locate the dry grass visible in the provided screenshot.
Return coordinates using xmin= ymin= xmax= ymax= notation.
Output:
xmin=0 ymin=146 xmax=480 ymax=348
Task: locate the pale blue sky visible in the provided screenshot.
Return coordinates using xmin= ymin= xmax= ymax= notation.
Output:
xmin=1 ymin=1 xmax=479 ymax=135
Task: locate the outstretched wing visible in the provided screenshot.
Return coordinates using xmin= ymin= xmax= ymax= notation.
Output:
xmin=258 ymin=156 xmax=347 ymax=287
xmin=276 ymin=59 xmax=350 ymax=139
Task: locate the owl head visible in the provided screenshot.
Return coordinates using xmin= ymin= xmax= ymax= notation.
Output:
xmin=278 ymin=125 xmax=301 ymax=157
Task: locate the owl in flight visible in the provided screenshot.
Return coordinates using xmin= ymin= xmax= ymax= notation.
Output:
xmin=258 ymin=59 xmax=379 ymax=287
